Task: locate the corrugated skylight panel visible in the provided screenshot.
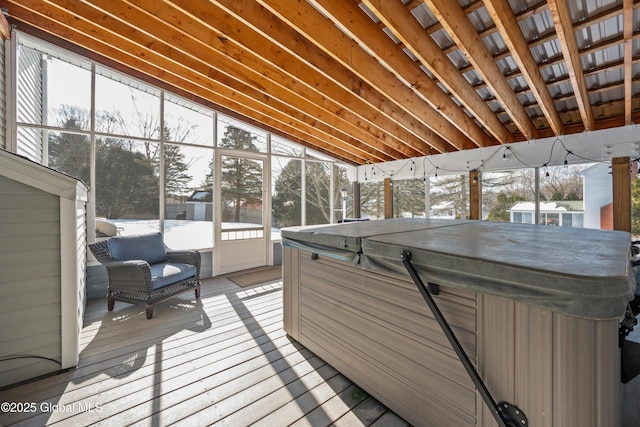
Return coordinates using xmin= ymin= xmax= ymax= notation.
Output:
xmin=509 ymin=75 xmax=529 ymax=92
xmin=482 ymin=32 xmax=508 ymax=56
xmin=554 ymin=81 xmax=577 ymax=100
xmin=517 ymin=91 xmax=537 ymax=107
xmin=466 ymin=6 xmax=495 ymax=33
xmin=497 ymin=57 xmax=520 ymax=76
xmin=403 ymin=46 xmax=418 ymax=62
xmin=430 ymin=28 xmax=455 ymax=50
xmin=420 ymin=64 xmax=436 ymax=80
xmin=436 ymin=81 xmax=452 ymax=96
xmin=477 ymin=86 xmax=496 ymax=102
xmin=410 ymin=3 xmax=437 ymax=28
xmin=463 ymin=69 xmax=483 ymax=86
xmin=447 ymin=50 xmax=471 ymax=70
xmin=581 ymin=44 xmax=624 ymax=71
xmin=526 ymin=105 xmax=544 ymax=121
xmin=591 ymin=86 xmax=624 ymax=104
xmin=357 ymin=1 xmax=379 ymax=23
xmin=517 ymin=15 xmax=542 ymax=42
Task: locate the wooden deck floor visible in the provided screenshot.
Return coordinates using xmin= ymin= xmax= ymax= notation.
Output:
xmin=0 ymin=276 xmax=409 ymax=427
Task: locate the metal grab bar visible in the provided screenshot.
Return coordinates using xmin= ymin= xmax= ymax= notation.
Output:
xmin=401 ymin=250 xmax=527 ymax=427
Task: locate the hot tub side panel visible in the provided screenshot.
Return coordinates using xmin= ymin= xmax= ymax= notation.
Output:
xmin=477 ymin=293 xmax=621 ymax=427
xmin=285 ymin=245 xmax=479 ymax=427
xmin=284 ymin=244 xmax=623 ymax=427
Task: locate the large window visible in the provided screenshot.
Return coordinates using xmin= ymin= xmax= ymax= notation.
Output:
xmin=13 ymin=32 xmax=351 ymax=256
xmin=163 ymin=144 xmax=214 ymax=249
xmin=95 ymin=138 xmax=160 ymax=234
xmin=361 ymin=180 xmax=384 ymax=219
xmin=220 ymin=155 xmax=264 ymax=240
xmin=95 ymin=70 xmax=161 ymax=139
xmin=483 ymin=169 xmax=534 ymax=222
xmin=430 ymin=174 xmax=468 ymax=219
xmin=393 ymin=179 xmax=426 ymax=218
xmin=334 ymin=165 xmax=353 ymax=222
xmin=305 ymin=161 xmax=332 ymax=225
xmin=272 ymin=156 xmax=302 ymax=228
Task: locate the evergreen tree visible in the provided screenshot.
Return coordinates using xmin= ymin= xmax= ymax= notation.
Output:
xmin=430 ymin=174 xmax=468 ymax=219
xmin=48 ymin=104 xmax=193 ymax=219
xmin=393 ymin=179 xmax=426 ymax=218
xmin=272 ymin=159 xmax=302 ymax=227
xmin=632 ymin=177 xmax=640 ymax=236
xmin=95 ymin=139 xmax=157 ymax=218
xmin=360 ymin=180 xmax=384 ymax=219
xmin=219 ymin=126 xmax=263 ymax=222
xmin=486 ymin=193 xmax=525 ymax=222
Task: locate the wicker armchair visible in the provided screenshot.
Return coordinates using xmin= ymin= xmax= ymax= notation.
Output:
xmin=89 ymin=233 xmax=201 ymax=319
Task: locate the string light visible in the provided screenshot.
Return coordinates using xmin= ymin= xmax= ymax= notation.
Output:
xmin=359 ymin=136 xmax=609 ymax=181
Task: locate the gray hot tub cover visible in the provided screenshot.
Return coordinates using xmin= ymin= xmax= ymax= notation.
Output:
xmin=282 ymin=219 xmax=636 ymax=320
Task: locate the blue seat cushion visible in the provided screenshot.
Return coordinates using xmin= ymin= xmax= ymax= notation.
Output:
xmin=109 ymin=232 xmax=167 ymax=265
xmin=150 ymin=263 xmax=197 ymax=290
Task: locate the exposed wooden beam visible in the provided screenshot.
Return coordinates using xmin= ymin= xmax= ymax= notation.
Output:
xmin=94 ymin=0 xmax=411 ymax=163
xmin=353 ymin=0 xmax=507 ymax=145
xmin=547 ymin=0 xmax=595 ymax=131
xmin=624 ymin=0 xmax=634 ymax=125
xmin=12 ymin=0 xmax=372 ymax=164
xmin=8 ymin=19 xmax=355 ymax=164
xmin=483 ymin=0 xmax=564 ymax=136
xmin=422 ymin=0 xmax=538 ymax=140
xmin=256 ymin=0 xmax=475 ymax=153
xmin=198 ymin=0 xmax=428 ymax=159
xmin=0 ymin=10 xmax=11 ymax=39
xmin=341 ymin=0 xmax=505 ymax=146
xmin=118 ymin=0 xmax=414 ymax=161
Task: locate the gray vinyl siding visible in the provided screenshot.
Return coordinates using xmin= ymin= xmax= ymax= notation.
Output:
xmin=16 ymin=45 xmax=44 ymax=162
xmin=0 ymin=176 xmax=62 ymax=388
xmin=74 ymin=196 xmax=87 ymax=331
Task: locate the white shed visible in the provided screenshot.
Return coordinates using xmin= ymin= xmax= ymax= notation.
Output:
xmin=0 ymin=149 xmax=88 ymax=388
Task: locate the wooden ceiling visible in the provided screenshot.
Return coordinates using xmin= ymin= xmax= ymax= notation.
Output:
xmin=3 ymin=0 xmax=640 ymax=165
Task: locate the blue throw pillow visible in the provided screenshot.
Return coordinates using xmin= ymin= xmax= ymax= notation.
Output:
xmin=108 ymin=232 xmax=167 ymax=264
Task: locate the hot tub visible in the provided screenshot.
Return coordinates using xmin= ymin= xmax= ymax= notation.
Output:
xmin=281 ymin=218 xmax=635 ymax=427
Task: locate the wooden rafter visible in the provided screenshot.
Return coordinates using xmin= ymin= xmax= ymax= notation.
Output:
xmin=310 ymin=0 xmax=497 ymax=148
xmin=194 ymin=0 xmax=427 ymax=159
xmin=121 ymin=0 xmax=414 ymax=161
xmin=354 ymin=0 xmax=509 ymax=144
xmin=2 ymin=0 xmax=638 ymax=165
xmin=12 ymin=0 xmax=372 ymax=164
xmin=255 ymin=0 xmax=475 ymax=153
xmin=0 ymin=9 xmax=10 ymax=39
xmin=547 ymin=0 xmax=595 ymax=131
xmin=422 ymin=0 xmax=538 ymax=140
xmin=483 ymin=0 xmax=564 ymax=136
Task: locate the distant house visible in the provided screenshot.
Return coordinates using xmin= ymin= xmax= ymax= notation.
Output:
xmin=580 ymin=163 xmax=613 ymax=230
xmin=508 ymin=200 xmax=584 ymax=227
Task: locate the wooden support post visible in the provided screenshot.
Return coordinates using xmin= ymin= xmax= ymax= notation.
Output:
xmin=612 ymin=156 xmax=632 ymax=232
xmin=384 ymin=178 xmax=393 ymax=219
xmin=469 ymin=170 xmax=482 ymax=220
xmin=352 ymin=181 xmax=361 ymax=219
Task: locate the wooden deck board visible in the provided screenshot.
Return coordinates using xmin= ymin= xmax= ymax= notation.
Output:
xmin=0 ymin=276 xmax=405 ymax=426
